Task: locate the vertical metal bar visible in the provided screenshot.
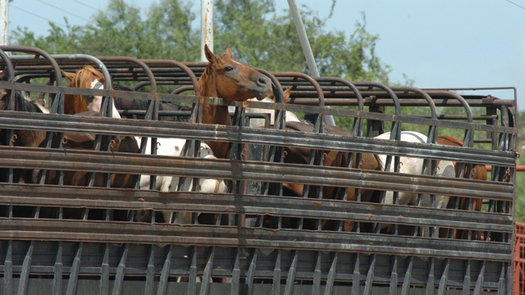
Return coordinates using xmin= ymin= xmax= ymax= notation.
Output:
xmin=312 ymin=252 xmax=322 ymax=295
xmin=287 ymin=0 xmax=319 ymax=77
xmin=462 ymin=260 xmax=471 ymax=295
xmin=111 ymin=244 xmax=129 ymax=295
xmin=388 ymin=255 xmax=398 ymax=295
xmin=400 ymin=256 xmax=413 ymax=295
xmin=426 ymin=257 xmax=435 ymax=295
xmin=497 ymin=262 xmax=506 ymax=295
xmin=0 ymin=0 xmax=8 ymax=46
xmin=156 ymin=245 xmax=173 ymax=295
xmin=145 ymin=245 xmax=155 ymax=295
xmin=100 ymin=244 xmax=110 ymax=295
xmin=17 ymin=241 xmax=34 ymax=295
xmin=188 ymin=246 xmax=198 ymax=295
xmin=352 ymin=254 xmax=361 ymax=294
xmin=474 ymin=261 xmax=485 ymax=295
xmin=323 ymin=252 xmax=337 ymax=295
xmin=272 ymin=250 xmax=282 ymax=295
xmin=287 ymin=0 xmax=335 ymax=126
xmin=437 ymin=259 xmax=450 ymax=295
xmin=65 ymin=242 xmax=83 ymax=295
xmin=199 ymin=247 xmax=215 ymax=295
xmin=53 ymin=242 xmax=63 ymax=295
xmin=230 ymin=248 xmax=240 ymax=295
xmin=506 ymin=261 xmax=513 ymax=295
xmin=243 ymin=249 xmax=258 ymax=295
xmin=4 ymin=240 xmax=13 ymax=295
xmin=200 ymin=0 xmax=213 ymax=62
xmin=363 ymin=255 xmax=376 ymax=295
xmin=283 ymin=250 xmax=298 ymax=295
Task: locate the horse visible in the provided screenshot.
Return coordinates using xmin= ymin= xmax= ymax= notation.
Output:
xmin=198 ymin=44 xmax=272 ymax=159
xmin=374 ymin=131 xmax=456 ymax=236
xmin=61 ymin=63 xmax=234 ymax=224
xmin=276 ymin=122 xmax=382 ymax=231
xmin=240 ymin=84 xmax=381 ymax=231
xmin=0 ymin=85 xmax=49 ymax=183
xmin=438 ymin=135 xmax=486 ymax=239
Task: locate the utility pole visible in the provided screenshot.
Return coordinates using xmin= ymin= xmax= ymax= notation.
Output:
xmin=0 ymin=0 xmax=8 ymax=45
xmin=287 ymin=0 xmax=335 ymax=126
xmin=200 ymin=0 xmax=213 ymax=61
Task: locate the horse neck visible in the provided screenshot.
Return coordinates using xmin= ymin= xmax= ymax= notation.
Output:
xmin=198 ymin=69 xmax=230 ymax=126
xmin=198 ymin=68 xmax=231 ymax=158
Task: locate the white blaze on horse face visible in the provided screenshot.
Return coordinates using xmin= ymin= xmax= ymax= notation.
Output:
xmin=89 ymin=79 xmax=121 ymax=119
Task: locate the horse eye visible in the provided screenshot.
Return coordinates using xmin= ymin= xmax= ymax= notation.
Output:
xmin=224 ymin=66 xmax=234 ymax=72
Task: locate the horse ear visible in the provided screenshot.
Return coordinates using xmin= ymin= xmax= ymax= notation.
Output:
xmin=283 ymin=87 xmax=291 ymax=103
xmin=204 ymin=44 xmax=217 ymax=64
xmin=61 ymin=70 xmax=75 ymax=82
xmin=225 ymin=46 xmax=233 ymax=58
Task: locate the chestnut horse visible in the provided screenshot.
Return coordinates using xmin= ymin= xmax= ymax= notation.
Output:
xmin=198 ymin=44 xmax=272 ymax=158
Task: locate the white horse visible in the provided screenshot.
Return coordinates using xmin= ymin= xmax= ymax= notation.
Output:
xmin=374 ymin=131 xmax=456 ymax=236
xmin=85 ymin=76 xmax=227 ymax=224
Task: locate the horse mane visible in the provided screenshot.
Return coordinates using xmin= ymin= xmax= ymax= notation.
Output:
xmin=197 ymin=64 xmax=214 ymax=97
xmin=65 ymin=65 xmax=106 ymax=89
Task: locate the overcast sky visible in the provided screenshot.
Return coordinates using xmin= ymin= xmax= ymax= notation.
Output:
xmin=8 ymin=0 xmax=524 ymax=110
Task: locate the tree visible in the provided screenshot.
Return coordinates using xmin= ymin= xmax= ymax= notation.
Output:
xmin=12 ymin=0 xmax=199 ymax=61
xmin=11 ymin=0 xmax=392 ymax=83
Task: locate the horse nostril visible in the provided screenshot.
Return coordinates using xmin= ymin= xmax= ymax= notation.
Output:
xmin=257 ymin=77 xmax=268 ymax=87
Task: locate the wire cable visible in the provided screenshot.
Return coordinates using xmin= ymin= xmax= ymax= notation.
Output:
xmin=71 ymin=0 xmax=98 ymax=12
xmin=10 ymin=5 xmax=68 ymax=28
xmin=34 ymin=0 xmax=90 ymax=21
xmin=505 ymin=0 xmax=525 ymax=10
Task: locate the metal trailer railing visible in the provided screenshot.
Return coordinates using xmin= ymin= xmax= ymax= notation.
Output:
xmin=514 ymin=222 xmax=525 ymax=295
xmin=0 ymin=45 xmax=518 ymax=295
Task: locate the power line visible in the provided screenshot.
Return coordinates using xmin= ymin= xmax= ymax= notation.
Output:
xmin=505 ymin=0 xmax=525 ymax=10
xmin=10 ymin=5 xmax=68 ymax=28
xmin=34 ymin=0 xmax=90 ymax=22
xmin=71 ymin=0 xmax=98 ymax=12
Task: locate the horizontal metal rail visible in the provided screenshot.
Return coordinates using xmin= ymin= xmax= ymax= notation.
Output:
xmin=0 ymin=111 xmax=516 ymax=167
xmin=0 ymin=146 xmax=514 ymax=200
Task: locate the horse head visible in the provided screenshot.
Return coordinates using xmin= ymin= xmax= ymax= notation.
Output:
xmin=199 ymin=44 xmax=272 ymax=101
xmin=62 ymin=66 xmax=107 ymax=115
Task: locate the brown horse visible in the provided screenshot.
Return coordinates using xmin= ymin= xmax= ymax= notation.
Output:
xmin=198 ymin=44 xmax=272 ymax=158
xmin=279 ymin=122 xmax=382 ymax=231
xmin=0 ymin=85 xmax=49 ymax=183
xmin=438 ymin=135 xmax=486 ymax=239
xmin=61 ymin=66 xmax=121 ymax=118
xmin=39 ymin=70 xmax=141 ymax=192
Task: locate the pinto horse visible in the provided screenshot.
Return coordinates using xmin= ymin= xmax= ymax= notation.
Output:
xmin=438 ymin=135 xmax=486 ymax=239
xmin=374 ymin=131 xmax=456 ymax=236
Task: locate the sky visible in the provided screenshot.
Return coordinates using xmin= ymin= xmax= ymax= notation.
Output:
xmin=6 ymin=0 xmax=525 ymax=111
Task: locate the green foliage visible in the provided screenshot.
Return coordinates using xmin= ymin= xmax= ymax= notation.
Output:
xmin=11 ymin=0 xmax=393 ymax=85
xmin=11 ymin=0 xmax=199 ymax=60
xmin=214 ymin=1 xmax=391 ymax=82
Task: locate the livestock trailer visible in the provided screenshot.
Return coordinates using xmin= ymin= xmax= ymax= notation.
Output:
xmin=0 ymin=45 xmax=518 ymax=295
